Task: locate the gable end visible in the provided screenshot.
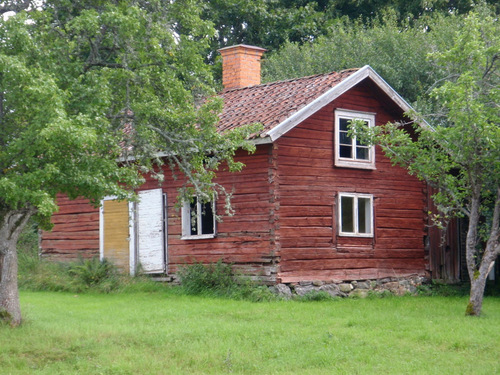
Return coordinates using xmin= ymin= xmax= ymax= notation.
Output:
xmin=265 ymin=66 xmax=414 ymax=142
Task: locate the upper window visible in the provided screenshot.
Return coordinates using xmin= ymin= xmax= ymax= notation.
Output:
xmin=338 ymin=193 xmax=373 ymax=237
xmin=335 ymin=109 xmax=375 ymax=169
xmin=181 ymin=197 xmax=216 ymax=239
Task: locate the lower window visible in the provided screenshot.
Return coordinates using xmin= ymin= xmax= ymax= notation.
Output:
xmin=338 ymin=193 xmax=373 ymax=237
xmin=182 ymin=197 xmax=216 ymax=239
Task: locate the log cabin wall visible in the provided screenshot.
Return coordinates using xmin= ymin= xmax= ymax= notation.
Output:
xmin=275 ymin=80 xmax=428 ymax=283
xmin=41 ymin=146 xmax=278 ymax=282
xmin=41 ymin=194 xmax=100 ymax=261
xmin=40 ymin=79 xmax=430 ymax=285
xmin=156 ymin=145 xmax=278 ymax=282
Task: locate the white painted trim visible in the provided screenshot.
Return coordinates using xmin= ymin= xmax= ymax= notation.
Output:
xmin=163 ymin=193 xmax=168 ymax=273
xmin=99 ymin=196 xmax=117 ymax=262
xmin=338 ymin=192 xmax=374 ymax=237
xmin=365 ymin=68 xmax=412 ymax=114
xmin=251 ymin=136 xmax=272 ymax=145
xmin=334 ymin=109 xmax=376 ymax=170
xmin=181 ymin=198 xmax=216 ymax=240
xmin=128 ymin=201 xmax=136 ymax=275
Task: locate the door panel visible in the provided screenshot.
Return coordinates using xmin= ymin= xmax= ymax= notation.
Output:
xmin=137 ymin=189 xmax=165 ymax=273
xmin=102 ymin=199 xmax=130 ymax=271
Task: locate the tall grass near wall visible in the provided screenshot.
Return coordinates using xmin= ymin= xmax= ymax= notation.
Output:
xmin=16 ymin=221 xmax=165 ymax=294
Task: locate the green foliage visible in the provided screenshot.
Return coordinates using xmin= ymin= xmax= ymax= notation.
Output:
xmin=178 ymin=260 xmax=236 ymax=296
xmin=203 ymin=0 xmax=499 ymax=67
xmin=295 ymin=290 xmax=336 ymax=302
xmin=0 ymin=0 xmax=257 ymax=228
xmin=16 ymin=220 xmax=40 ymax=274
xmin=1 ymin=0 xmax=258 ymax=324
xmin=417 ymin=280 xmax=470 ymax=297
xmin=18 ymin=248 xmax=144 ymax=294
xmin=178 ymin=260 xmax=277 ymax=301
xmin=67 ymin=257 xmax=118 ymax=289
xmin=351 ymin=8 xmax=499 ymax=315
xmin=263 ymin=13 xmax=460 ymax=103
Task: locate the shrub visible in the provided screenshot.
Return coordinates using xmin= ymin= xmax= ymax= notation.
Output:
xmin=178 ymin=260 xmax=280 ymax=301
xmin=68 ymin=257 xmax=118 ymax=288
xmin=178 ymin=260 xmax=236 ymax=296
xmin=416 ymin=280 xmax=469 ymax=297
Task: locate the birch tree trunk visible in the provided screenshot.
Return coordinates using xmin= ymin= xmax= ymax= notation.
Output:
xmin=0 ymin=209 xmax=33 ymax=326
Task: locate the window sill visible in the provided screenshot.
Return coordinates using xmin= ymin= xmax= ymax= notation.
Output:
xmin=181 ymin=234 xmax=216 ymax=240
xmin=335 ymin=160 xmax=376 ymax=170
xmin=338 ymin=233 xmax=373 ymax=238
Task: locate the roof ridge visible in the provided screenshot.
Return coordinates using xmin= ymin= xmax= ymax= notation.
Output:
xmin=219 ymin=67 xmax=361 ymax=94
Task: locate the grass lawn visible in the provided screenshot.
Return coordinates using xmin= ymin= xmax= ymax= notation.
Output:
xmin=1 ymin=291 xmax=499 ymax=374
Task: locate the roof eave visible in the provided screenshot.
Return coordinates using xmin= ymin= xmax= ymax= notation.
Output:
xmin=251 ymin=136 xmax=272 ymax=145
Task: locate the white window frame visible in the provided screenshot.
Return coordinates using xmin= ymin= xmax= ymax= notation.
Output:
xmin=338 ymin=192 xmax=374 ymax=237
xmin=181 ymin=197 xmax=216 ymax=240
xmin=334 ymin=109 xmax=376 ymax=169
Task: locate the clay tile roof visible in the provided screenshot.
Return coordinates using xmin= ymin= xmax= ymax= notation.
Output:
xmin=218 ymin=68 xmax=360 ymax=137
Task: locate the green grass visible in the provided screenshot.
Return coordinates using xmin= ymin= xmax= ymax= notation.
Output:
xmin=1 ymin=292 xmax=499 ymax=374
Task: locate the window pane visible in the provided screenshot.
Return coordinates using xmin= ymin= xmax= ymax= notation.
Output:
xmin=200 ymin=202 xmax=214 ymax=235
xmin=356 ymin=146 xmax=369 ymax=160
xmin=339 ymin=145 xmax=352 ymax=158
xmin=339 ymin=131 xmax=352 ymax=145
xmin=339 ymin=118 xmax=350 ymax=131
xmin=341 ymin=196 xmax=354 ymax=233
xmin=189 ymin=201 xmax=198 ymax=235
xmin=358 ymin=197 xmax=371 ymax=234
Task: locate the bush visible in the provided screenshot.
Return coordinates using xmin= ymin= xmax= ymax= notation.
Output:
xmin=178 ymin=260 xmax=236 ymax=296
xmin=68 ymin=257 xmax=118 ymax=288
xmin=178 ymin=260 xmax=279 ymax=301
xmin=417 ymin=280 xmax=469 ymax=297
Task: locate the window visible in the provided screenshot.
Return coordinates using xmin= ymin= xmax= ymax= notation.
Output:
xmin=335 ymin=109 xmax=375 ymax=169
xmin=181 ymin=197 xmax=216 ymax=239
xmin=338 ymin=193 xmax=373 ymax=237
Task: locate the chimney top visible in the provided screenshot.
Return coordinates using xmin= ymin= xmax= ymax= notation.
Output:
xmin=218 ymin=45 xmax=267 ymax=90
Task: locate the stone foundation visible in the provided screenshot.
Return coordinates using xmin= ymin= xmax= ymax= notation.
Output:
xmin=269 ymin=275 xmax=428 ymax=299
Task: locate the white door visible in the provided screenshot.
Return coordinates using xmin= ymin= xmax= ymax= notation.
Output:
xmin=137 ymin=189 xmax=166 ymax=273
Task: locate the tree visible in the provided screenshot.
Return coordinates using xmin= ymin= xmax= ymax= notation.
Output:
xmin=0 ymin=0 xmax=254 ymax=326
xmin=353 ymin=9 xmax=499 ymax=316
xmin=201 ymin=0 xmax=499 ymax=67
xmin=262 ymin=14 xmax=461 ymax=103
xmin=0 ymin=1 xmax=33 ymax=15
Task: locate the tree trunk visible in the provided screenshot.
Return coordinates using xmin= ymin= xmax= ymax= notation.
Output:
xmin=0 ymin=209 xmax=33 ymax=326
xmin=465 ymin=188 xmax=500 ymax=316
xmin=466 ymin=269 xmax=489 ymax=316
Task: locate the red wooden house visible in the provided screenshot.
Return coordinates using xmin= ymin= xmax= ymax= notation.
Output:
xmin=42 ymin=45 xmax=441 ymax=288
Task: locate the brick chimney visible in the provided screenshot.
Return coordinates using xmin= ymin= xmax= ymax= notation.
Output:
xmin=218 ymin=45 xmax=267 ymax=90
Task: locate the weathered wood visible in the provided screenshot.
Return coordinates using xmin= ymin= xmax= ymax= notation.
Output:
xmin=40 ymin=76 xmax=429 ymax=284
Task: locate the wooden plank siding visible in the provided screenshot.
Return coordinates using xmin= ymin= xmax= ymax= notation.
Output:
xmin=40 ymin=79 xmax=428 ymax=284
xmin=162 ymin=146 xmax=277 ymax=281
xmin=41 ymin=146 xmax=277 ymax=281
xmin=275 ymin=81 xmax=427 ymax=283
xmin=41 ymin=194 xmax=100 ymax=261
